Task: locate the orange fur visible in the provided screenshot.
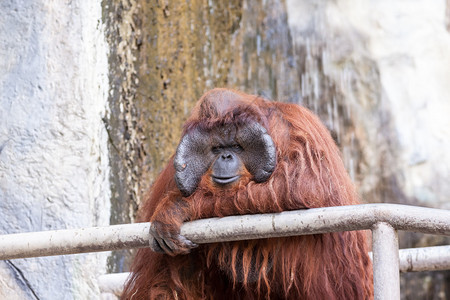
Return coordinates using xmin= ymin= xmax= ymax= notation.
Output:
xmin=122 ymin=89 xmax=373 ymax=299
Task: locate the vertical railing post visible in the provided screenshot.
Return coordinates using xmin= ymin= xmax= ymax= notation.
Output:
xmin=372 ymin=222 xmax=400 ymax=300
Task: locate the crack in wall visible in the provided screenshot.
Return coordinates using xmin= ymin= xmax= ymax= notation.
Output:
xmin=5 ymin=260 xmax=40 ymax=300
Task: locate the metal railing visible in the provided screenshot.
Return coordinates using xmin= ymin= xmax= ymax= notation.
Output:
xmin=1 ymin=204 xmax=449 ymax=299
xmin=97 ymin=244 xmax=450 ymax=297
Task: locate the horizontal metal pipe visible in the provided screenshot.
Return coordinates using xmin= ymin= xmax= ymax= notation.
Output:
xmin=0 ymin=223 xmax=151 ymax=260
xmin=99 ymin=245 xmax=450 ymax=295
xmin=0 ymin=204 xmax=449 ymax=260
xmin=180 ymin=204 xmax=450 ymax=243
xmin=398 ymin=245 xmax=450 ymax=272
xmin=99 ymin=272 xmax=129 ymax=297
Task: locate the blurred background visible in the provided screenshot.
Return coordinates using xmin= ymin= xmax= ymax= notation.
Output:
xmin=0 ymin=0 xmax=449 ymax=299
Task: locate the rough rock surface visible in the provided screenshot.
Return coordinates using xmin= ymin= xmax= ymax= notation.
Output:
xmin=0 ymin=0 xmax=110 ymax=299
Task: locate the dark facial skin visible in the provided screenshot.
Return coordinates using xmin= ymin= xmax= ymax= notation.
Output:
xmin=174 ymin=121 xmax=276 ymax=197
xmin=210 ymin=145 xmax=244 ymax=185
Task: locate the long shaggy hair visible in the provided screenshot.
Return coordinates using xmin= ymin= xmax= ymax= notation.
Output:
xmin=122 ymin=89 xmax=373 ymax=299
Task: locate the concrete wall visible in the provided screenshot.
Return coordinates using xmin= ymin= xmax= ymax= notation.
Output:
xmin=286 ymin=0 xmax=450 ymax=210
xmin=0 ymin=0 xmax=110 ymax=299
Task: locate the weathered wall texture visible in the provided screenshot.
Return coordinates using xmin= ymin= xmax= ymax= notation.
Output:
xmin=0 ymin=0 xmax=110 ymax=299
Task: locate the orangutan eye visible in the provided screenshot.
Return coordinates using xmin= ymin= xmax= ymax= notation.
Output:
xmin=231 ymin=144 xmax=243 ymax=152
xmin=211 ymin=146 xmax=221 ymax=154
